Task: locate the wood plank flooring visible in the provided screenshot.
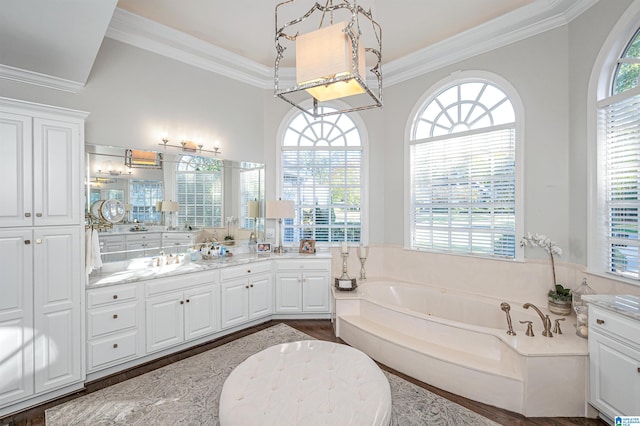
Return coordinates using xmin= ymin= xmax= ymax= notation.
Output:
xmin=0 ymin=319 xmax=608 ymax=426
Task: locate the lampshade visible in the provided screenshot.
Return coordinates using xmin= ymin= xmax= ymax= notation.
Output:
xmin=266 ymin=199 xmax=294 ymax=219
xmin=161 ymin=201 xmax=179 ymax=212
xmin=156 ymin=201 xmax=163 ymax=211
xmin=248 ymin=200 xmax=260 ymax=218
xmin=181 ymin=141 xmax=198 ymax=152
xmin=123 ymin=203 xmax=133 ymax=212
xmin=296 ymin=21 xmax=366 ymax=102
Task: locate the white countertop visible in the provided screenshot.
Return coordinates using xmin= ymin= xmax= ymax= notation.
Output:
xmin=583 ymin=294 xmax=640 ymax=321
xmin=88 ymin=252 xmax=331 ymax=288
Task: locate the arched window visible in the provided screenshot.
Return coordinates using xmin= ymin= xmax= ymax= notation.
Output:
xmin=175 ymin=155 xmax=223 ymax=227
xmin=408 ymin=77 xmax=519 ymax=259
xmin=280 ymin=106 xmax=365 ymax=245
xmin=596 ymin=24 xmax=640 ymax=281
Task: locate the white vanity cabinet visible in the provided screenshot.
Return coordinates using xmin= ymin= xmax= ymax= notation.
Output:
xmin=588 ymin=302 xmax=640 ymax=421
xmin=0 ymin=97 xmax=86 ymax=416
xmin=220 ymin=262 xmax=272 ymax=329
xmin=145 ymin=272 xmax=220 ymax=353
xmin=274 ymin=258 xmax=331 ymax=315
xmin=86 ymin=284 xmax=142 ymax=373
xmin=162 ymin=232 xmax=196 ymax=254
xmin=99 ymin=234 xmax=126 ymax=262
xmin=126 ymin=232 xmax=162 ymax=259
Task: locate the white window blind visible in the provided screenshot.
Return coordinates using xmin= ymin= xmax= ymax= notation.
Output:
xmin=240 ymin=163 xmax=264 ymax=230
xmin=280 ymin=106 xmax=363 ymax=244
xmin=176 ymin=155 xmax=223 ymax=227
xmin=130 ymin=180 xmax=163 ymax=223
xmin=411 ymin=127 xmax=516 ymax=257
xmin=601 ymin=93 xmax=640 ymax=280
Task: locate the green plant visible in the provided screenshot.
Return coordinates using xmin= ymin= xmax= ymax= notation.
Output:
xmin=548 ymin=284 xmax=572 ymax=302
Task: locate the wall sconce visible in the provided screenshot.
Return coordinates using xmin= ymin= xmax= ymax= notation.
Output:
xmin=97 ymin=160 xmax=131 ymax=177
xmin=125 ymin=149 xmax=163 ymax=169
xmin=159 ymin=136 xmax=222 ymax=156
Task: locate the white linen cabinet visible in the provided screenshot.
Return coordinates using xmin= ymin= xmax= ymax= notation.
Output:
xmin=0 ymin=97 xmax=87 ymax=416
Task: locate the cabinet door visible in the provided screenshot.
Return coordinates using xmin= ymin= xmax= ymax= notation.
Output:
xmin=33 ymin=227 xmax=82 ymax=393
xmin=249 ymin=274 xmax=272 ymax=319
xmin=302 ymin=272 xmax=330 ymax=312
xmin=125 ymin=238 xmax=146 ymax=260
xmin=590 ymin=332 xmax=640 ymax=418
xmin=146 ymin=292 xmax=184 ymax=353
xmin=220 ymin=279 xmax=248 ymax=329
xmin=0 ymin=112 xmax=32 ymax=228
xmin=0 ymin=230 xmax=34 ymax=405
xmin=33 ymin=118 xmax=81 ymax=226
xmin=275 ymin=273 xmax=302 ymax=313
xmin=184 ymin=285 xmax=219 ymax=340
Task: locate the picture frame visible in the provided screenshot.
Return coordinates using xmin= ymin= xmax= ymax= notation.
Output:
xmin=256 ymin=242 xmax=271 ymax=253
xmin=299 ymin=239 xmax=316 ymax=254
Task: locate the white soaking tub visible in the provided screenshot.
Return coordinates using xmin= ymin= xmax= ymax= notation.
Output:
xmin=333 ymin=280 xmax=591 ymax=417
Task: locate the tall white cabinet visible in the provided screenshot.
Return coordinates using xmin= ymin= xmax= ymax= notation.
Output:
xmin=0 ymin=97 xmax=87 ymax=416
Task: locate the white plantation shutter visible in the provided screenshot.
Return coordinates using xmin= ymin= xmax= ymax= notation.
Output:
xmin=600 ymin=92 xmax=640 ymax=280
xmin=410 ymin=80 xmax=517 ymax=259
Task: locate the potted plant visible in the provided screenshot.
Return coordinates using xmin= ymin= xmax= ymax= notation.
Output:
xmin=520 ymin=232 xmax=572 ymax=315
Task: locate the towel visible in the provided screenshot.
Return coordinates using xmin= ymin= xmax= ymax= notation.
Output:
xmin=86 ymin=229 xmax=103 ymax=275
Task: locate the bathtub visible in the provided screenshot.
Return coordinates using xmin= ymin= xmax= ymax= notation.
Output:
xmin=333 ymin=280 xmax=591 ymax=417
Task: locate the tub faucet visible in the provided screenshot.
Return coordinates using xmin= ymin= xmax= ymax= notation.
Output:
xmin=500 ymin=302 xmax=516 ymax=335
xmin=523 ymin=303 xmax=553 ymax=337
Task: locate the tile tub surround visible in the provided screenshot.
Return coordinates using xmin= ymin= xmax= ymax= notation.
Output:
xmin=334 ymin=280 xmax=591 ymax=417
xmin=331 ymin=245 xmax=640 ymax=307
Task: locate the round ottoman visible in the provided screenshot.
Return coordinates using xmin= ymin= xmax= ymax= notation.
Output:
xmin=219 ymin=340 xmax=392 ymax=425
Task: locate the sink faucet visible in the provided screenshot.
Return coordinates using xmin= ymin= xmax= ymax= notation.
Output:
xmin=523 ymin=303 xmax=553 ymax=337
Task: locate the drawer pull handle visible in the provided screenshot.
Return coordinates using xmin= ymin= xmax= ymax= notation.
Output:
xmin=186 ymin=299 xmax=190 ymax=303
xmin=36 ymin=213 xmax=42 ymax=217
xmin=113 ymin=343 xmax=118 ymax=349
xmin=113 ymin=295 xmax=118 ymax=300
xmin=247 ymin=269 xmax=251 ymax=273
xmin=25 ymin=213 xmax=31 ymax=218
xmin=24 ymin=239 xmax=31 ymax=245
xmin=113 ymin=314 xmax=118 ymax=319
xmin=638 ymin=367 xmax=640 ymax=373
xmin=250 ymin=284 xmax=254 ymax=288
xmin=180 ymin=300 xmax=184 ymax=305
xmin=596 ymin=319 xmax=605 ymax=325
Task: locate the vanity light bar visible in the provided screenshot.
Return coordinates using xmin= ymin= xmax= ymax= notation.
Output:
xmin=125 ymin=149 xmax=163 ymax=169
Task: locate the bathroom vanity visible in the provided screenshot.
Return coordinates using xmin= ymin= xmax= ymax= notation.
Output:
xmin=85 ymin=254 xmax=332 ymax=380
xmin=584 ymin=294 xmax=640 ymax=422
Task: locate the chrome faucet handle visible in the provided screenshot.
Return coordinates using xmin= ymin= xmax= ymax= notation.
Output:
xmin=542 ymin=315 xmax=553 ymax=338
xmin=553 ymin=317 xmax=565 ymax=334
xmin=519 ymin=320 xmax=534 ymax=337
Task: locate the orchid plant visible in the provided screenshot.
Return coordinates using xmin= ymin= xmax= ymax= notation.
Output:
xmin=520 ymin=232 xmax=571 ymax=301
xmin=225 ymin=216 xmax=237 ymax=241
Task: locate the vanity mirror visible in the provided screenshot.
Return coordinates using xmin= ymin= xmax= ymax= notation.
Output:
xmin=85 ymin=144 xmax=265 ymax=259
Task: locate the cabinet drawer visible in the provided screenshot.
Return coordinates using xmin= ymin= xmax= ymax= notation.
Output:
xmin=590 ymin=305 xmax=640 ymax=346
xmin=145 ymin=271 xmax=215 ymax=296
xmin=88 ymin=302 xmax=138 ymax=338
xmin=274 ymin=259 xmax=330 ymax=272
xmin=88 ymin=331 xmax=138 ymax=371
xmin=87 ymin=284 xmax=137 ymax=308
xmin=221 ymin=261 xmax=271 ymax=281
xmin=126 ymin=233 xmax=162 ymax=243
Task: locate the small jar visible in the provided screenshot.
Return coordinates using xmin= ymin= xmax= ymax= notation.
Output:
xmin=573 ymin=278 xmax=595 ymax=339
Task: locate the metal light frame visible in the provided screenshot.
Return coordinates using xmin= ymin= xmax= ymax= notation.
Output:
xmin=275 ymin=0 xmax=382 ymax=118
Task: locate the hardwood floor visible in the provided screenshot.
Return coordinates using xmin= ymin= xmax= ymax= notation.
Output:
xmin=1 ymin=319 xmax=607 ymax=426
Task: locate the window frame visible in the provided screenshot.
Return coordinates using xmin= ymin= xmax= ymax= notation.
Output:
xmin=404 ymin=70 xmax=525 ymax=261
xmin=276 ymin=100 xmax=369 ymax=247
xmin=589 ymin=1 xmax=640 ymax=286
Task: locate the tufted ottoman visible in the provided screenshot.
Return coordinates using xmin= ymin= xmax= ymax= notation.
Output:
xmin=219 ymin=340 xmax=392 ymax=425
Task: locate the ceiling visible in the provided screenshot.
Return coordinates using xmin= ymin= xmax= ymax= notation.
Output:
xmin=0 ymin=0 xmax=597 ymax=92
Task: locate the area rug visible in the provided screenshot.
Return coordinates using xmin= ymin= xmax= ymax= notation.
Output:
xmin=46 ymin=324 xmax=498 ymax=425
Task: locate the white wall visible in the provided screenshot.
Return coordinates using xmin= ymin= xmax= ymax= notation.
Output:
xmin=0 ymin=38 xmax=266 ymax=163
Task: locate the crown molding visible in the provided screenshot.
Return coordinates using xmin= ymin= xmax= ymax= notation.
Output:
xmin=105 ymin=0 xmax=598 ymax=91
xmin=0 ymin=63 xmax=84 ymax=93
xmin=106 ymin=8 xmax=273 ymax=89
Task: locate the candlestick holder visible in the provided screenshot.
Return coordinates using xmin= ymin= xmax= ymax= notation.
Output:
xmin=335 ymin=248 xmax=357 ymax=291
xmin=340 ymin=251 xmax=350 ymax=280
xmin=357 ymin=245 xmax=368 ymax=280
